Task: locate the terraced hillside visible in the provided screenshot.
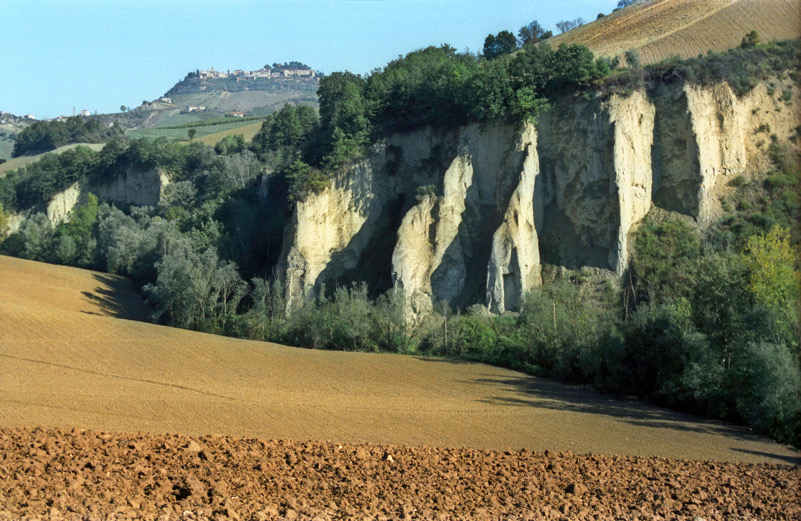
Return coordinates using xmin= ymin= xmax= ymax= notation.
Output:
xmin=550 ymin=0 xmax=801 ymax=64
xmin=0 ymin=255 xmax=798 ymax=465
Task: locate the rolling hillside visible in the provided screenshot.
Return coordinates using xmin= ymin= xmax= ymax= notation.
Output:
xmin=550 ymin=0 xmax=801 ymax=64
xmin=0 ymin=254 xmax=798 ymax=464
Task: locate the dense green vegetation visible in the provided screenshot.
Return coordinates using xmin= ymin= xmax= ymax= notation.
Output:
xmin=604 ymin=38 xmax=800 ymax=96
xmin=253 ymin=42 xmax=614 ymax=197
xmin=12 ymin=117 xmax=123 ymax=157
xmin=1 ymin=36 xmax=799 ymax=446
xmin=0 ymin=146 xmax=101 ymax=212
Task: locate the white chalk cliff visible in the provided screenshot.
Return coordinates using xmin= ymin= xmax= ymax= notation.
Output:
xmin=278 ymin=79 xmax=800 ymax=313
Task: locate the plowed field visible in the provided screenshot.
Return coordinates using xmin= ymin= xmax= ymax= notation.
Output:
xmin=1 ymin=254 xmax=799 ymax=519
xmin=550 ymin=0 xmax=801 ymax=65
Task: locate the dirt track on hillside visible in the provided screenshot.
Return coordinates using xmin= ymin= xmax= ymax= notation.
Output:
xmin=1 ymin=427 xmax=799 ymax=520
xmin=1 ymin=255 xmax=800 ymax=518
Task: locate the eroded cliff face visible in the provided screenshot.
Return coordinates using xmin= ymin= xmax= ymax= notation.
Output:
xmin=277 ymin=78 xmax=799 ymax=314
xmin=652 ymin=80 xmax=799 ymax=222
xmin=536 ymin=90 xmax=654 ymax=275
xmin=92 ymin=167 xmax=170 ymax=209
xmin=391 ymin=124 xmax=541 ymax=314
xmin=8 ymin=168 xmax=170 ymax=233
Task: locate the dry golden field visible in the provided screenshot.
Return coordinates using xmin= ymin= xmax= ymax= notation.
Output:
xmin=0 ymin=254 xmax=798 ymax=465
xmin=549 ymin=0 xmax=801 ymax=65
xmin=193 ymin=121 xmax=264 ymax=147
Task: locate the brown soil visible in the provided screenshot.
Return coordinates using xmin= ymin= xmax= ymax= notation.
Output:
xmin=1 ymin=255 xmax=800 ymax=519
xmin=1 ymin=427 xmax=799 ymax=521
xmin=549 ymin=0 xmax=801 ymax=65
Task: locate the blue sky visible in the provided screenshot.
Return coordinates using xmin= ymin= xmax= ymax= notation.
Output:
xmin=2 ymin=0 xmax=619 ymax=119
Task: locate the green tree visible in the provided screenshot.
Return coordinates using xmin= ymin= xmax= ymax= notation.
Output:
xmin=187 ymin=128 xmax=197 ymax=141
xmin=284 ymin=159 xmax=329 ymax=202
xmin=51 ymin=193 xmax=100 ymax=267
xmin=742 ymin=225 xmax=800 ymax=345
xmin=2 ymin=213 xmax=53 ymax=260
xmin=145 ymin=247 xmax=246 ymax=333
xmin=741 ymin=30 xmax=761 ymax=48
xmin=625 ymin=49 xmax=641 ymax=69
xmin=371 ymin=288 xmax=429 ymax=353
xmin=483 ymin=30 xmax=518 ymax=60
xmin=517 ymin=21 xmax=552 ymax=47
xmin=317 ymin=72 xmax=370 ymax=163
xmin=556 ymin=18 xmax=584 ymax=34
xmin=243 ymin=277 xmax=287 ymax=341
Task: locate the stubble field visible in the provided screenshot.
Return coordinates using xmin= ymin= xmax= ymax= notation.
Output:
xmin=549 ymin=0 xmax=801 ymax=65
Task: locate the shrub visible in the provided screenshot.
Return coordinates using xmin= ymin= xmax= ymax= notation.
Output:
xmin=631 ymin=218 xmax=701 ymax=304
xmin=734 ymin=341 xmax=801 ymax=445
xmin=283 ymin=160 xmax=330 ymax=202
xmin=741 ymin=30 xmax=761 ymax=49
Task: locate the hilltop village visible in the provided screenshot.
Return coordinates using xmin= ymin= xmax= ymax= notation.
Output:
xmin=195 ymin=66 xmax=316 ymax=80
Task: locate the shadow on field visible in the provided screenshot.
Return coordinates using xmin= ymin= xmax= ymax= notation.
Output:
xmin=81 ymin=273 xmax=152 ymax=322
xmin=730 ymin=448 xmax=801 ymax=466
xmin=437 ymin=365 xmax=787 ymax=447
xmin=474 ymin=374 xmax=757 ymax=439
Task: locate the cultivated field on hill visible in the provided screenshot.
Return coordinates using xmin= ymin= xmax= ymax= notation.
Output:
xmin=0 ymin=254 xmax=798 ymax=465
xmin=194 ymin=121 xmax=264 ymax=146
xmin=550 ymin=0 xmax=801 ymax=65
xmin=126 ymin=119 xmax=263 ymax=143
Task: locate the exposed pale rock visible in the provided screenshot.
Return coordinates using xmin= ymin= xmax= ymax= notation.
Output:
xmin=12 ymin=168 xmax=170 ymax=231
xmin=684 ymin=83 xmax=748 ymax=223
xmin=277 ymin=79 xmax=798 ymax=314
xmin=46 ymin=183 xmax=82 ymax=225
xmin=391 ymin=123 xmax=539 ymax=313
xmin=536 ymin=91 xmax=655 ymax=275
xmin=279 ymin=159 xmax=387 ymax=308
xmin=607 ymin=90 xmax=655 ymax=274
xmin=392 ymin=193 xmax=437 ymax=314
xmin=92 ymin=167 xmax=169 ymax=208
xmin=486 ymin=124 xmax=542 ymax=313
xmin=653 ymin=80 xmax=799 ymax=223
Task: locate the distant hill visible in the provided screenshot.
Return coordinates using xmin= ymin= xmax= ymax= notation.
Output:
xmin=111 ymin=64 xmax=320 ymax=130
xmin=549 ymin=0 xmax=801 ymax=65
xmin=163 ymin=65 xmax=318 ymax=116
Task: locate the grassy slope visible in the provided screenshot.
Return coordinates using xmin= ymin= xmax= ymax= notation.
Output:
xmin=549 ymin=0 xmax=801 ymax=64
xmin=0 ymin=143 xmax=105 ymax=177
xmin=0 ymin=254 xmax=798 ymax=464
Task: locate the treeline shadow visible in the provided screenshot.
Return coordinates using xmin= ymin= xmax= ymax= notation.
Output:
xmin=420 ymin=358 xmax=798 ymax=461
xmin=81 ymin=273 xmax=152 ymax=322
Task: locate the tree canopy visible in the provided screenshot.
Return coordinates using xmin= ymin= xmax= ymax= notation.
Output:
xmin=517 ymin=20 xmax=552 ymax=47
xmin=483 ymin=31 xmax=519 ymax=60
xmin=12 ymin=117 xmax=123 ymax=157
